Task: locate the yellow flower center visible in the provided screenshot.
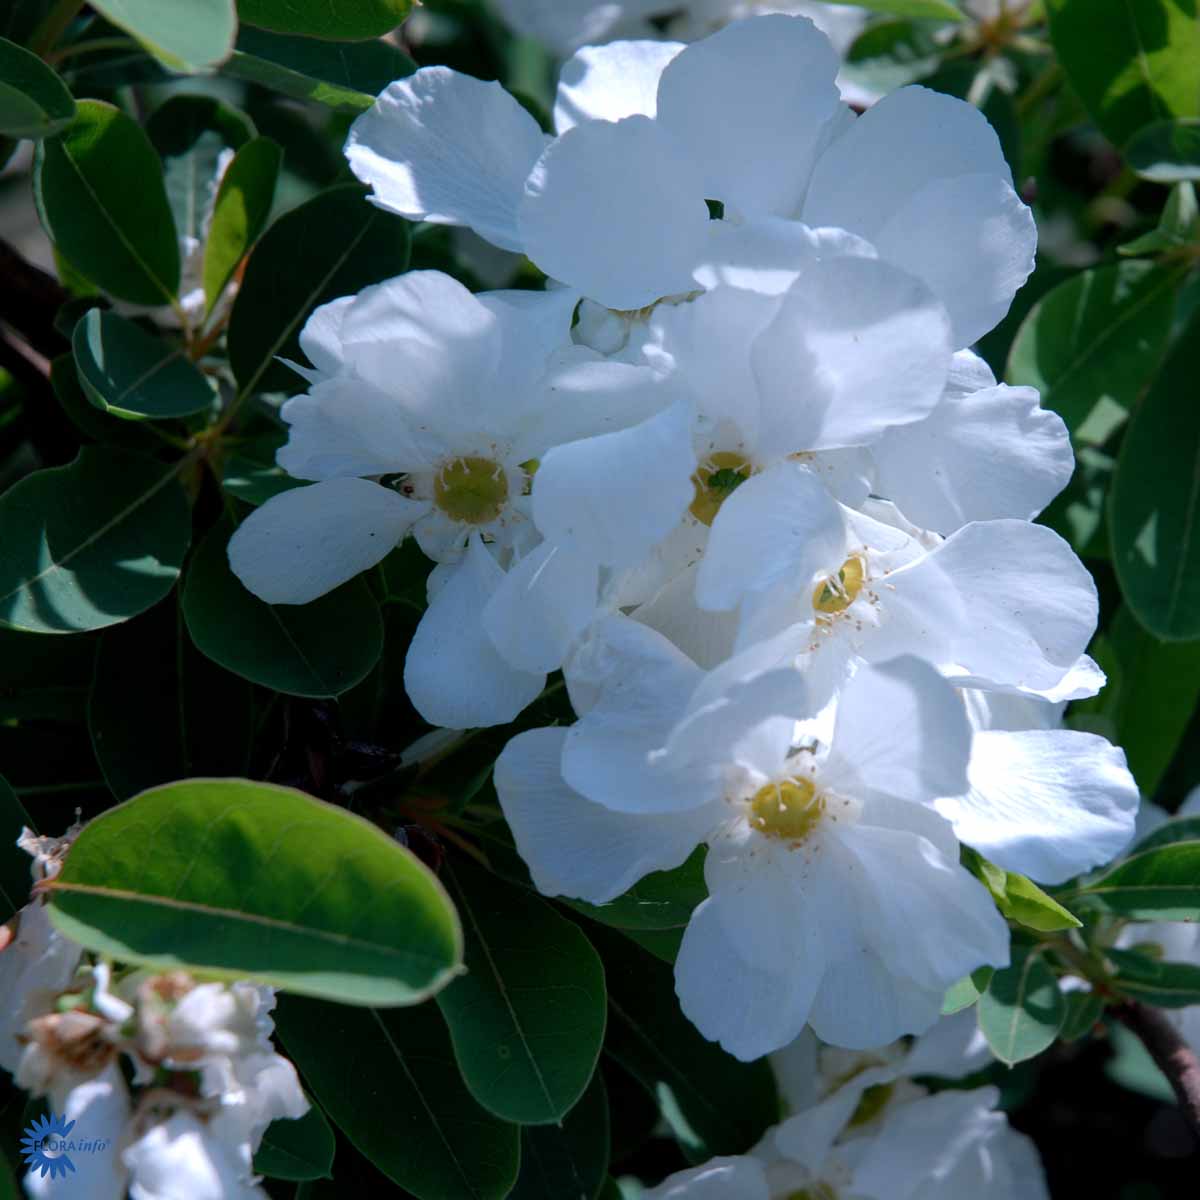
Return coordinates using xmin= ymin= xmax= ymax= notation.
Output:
xmin=433 ymin=456 xmax=509 ymax=524
xmin=689 ymin=452 xmax=753 ymax=526
xmin=748 ymin=777 xmax=825 ymax=842
xmin=812 ymin=555 xmax=865 ymax=615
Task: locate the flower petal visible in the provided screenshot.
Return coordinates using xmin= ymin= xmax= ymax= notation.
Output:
xmin=495 ymin=727 xmax=716 ymax=904
xmin=227 ymin=479 xmax=422 ymax=605
xmin=940 ymin=729 xmax=1139 ymax=885
xmin=345 ymin=66 xmax=548 ymax=252
xmin=554 ymin=40 xmax=684 ymax=133
xmin=404 ymin=536 xmax=545 ymax=729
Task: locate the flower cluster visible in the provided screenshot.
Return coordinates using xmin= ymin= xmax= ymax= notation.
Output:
xmin=230 ymin=14 xmax=1138 ymax=1060
xmin=646 ymin=1009 xmax=1046 ymax=1198
xmin=0 ymin=828 xmax=307 ymax=1200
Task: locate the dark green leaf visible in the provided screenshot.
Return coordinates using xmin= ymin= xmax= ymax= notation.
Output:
xmin=587 ymin=924 xmax=777 ymax=1159
xmin=0 ymin=447 xmax=190 ymax=634
xmin=1126 ymin=118 xmax=1200 ymax=182
xmin=227 ymin=184 xmax=410 ymax=397
xmin=1046 ymin=0 xmax=1200 ymax=148
xmin=1059 ymin=988 xmax=1104 ymax=1042
xmin=1080 ymin=839 xmax=1200 ymax=920
xmin=237 ymin=0 xmax=414 ymax=40
xmin=254 ymin=1102 xmax=335 ymax=1181
xmin=1106 ymin=1022 xmax=1175 ymax=1102
xmin=843 ymin=0 xmax=963 ymax=18
xmin=978 ymin=946 xmax=1066 ymax=1065
xmin=437 ymin=857 xmax=606 ymax=1125
xmin=146 ymin=93 xmax=255 ymax=158
xmin=202 ymin=136 xmax=281 ymax=315
xmin=567 ymin=848 xmax=707 ymax=932
xmin=1120 ymin=182 xmax=1199 ymax=255
xmin=0 ymin=623 xmax=96 ymax=722
xmin=942 ymin=967 xmax=995 ymax=1016
xmin=842 ymin=20 xmax=941 ymax=98
xmin=46 ymin=777 xmax=463 ymax=1005
xmin=223 ymin=26 xmax=415 ymax=113
xmin=0 ymin=36 xmax=75 ymax=138
xmin=34 ymin=100 xmax=181 ymax=305
xmin=49 ymin=354 xmax=163 ymax=452
xmin=89 ymin=601 xmax=253 ymax=799
xmin=1127 ymin=815 xmax=1200 ymax=856
xmin=0 ymin=776 xmax=35 ymax=921
xmin=219 ymin=431 xmax=304 ymax=505
xmin=1108 ymin=947 xmax=1200 ymax=1007
xmin=88 ymin=0 xmax=236 ymax=70
xmin=72 ymin=309 xmax=214 ymax=420
xmin=1006 ymin=260 xmax=1181 ymax=445
xmin=182 ymin=517 xmax=383 ymax=698
xmin=275 ymin=994 xmax=520 ymax=1200
xmin=510 ymin=1073 xmax=609 ymax=1200
xmin=1111 ymin=310 xmax=1200 ymax=639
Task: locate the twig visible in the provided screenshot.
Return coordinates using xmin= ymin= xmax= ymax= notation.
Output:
xmin=1111 ymin=1000 xmax=1200 ymax=1136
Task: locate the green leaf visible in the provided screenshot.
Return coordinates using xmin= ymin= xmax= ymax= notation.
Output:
xmin=1126 ymin=118 xmax=1200 ymax=182
xmin=88 ymin=0 xmax=236 ymax=71
xmin=223 ymin=26 xmax=414 ymax=114
xmin=72 ymin=309 xmax=214 ymax=420
xmin=436 ymin=858 xmax=606 ymax=1125
xmin=1127 ymin=815 xmax=1200 ymax=856
xmin=942 ymin=967 xmax=995 ymax=1016
xmin=0 ymin=776 xmax=35 ymax=921
xmin=978 ymin=946 xmax=1066 ymax=1065
xmin=962 ymin=847 xmax=1081 ymax=932
xmin=0 ymin=36 xmax=75 ymax=138
xmin=842 ymin=20 xmax=941 ymax=98
xmin=1046 ymin=0 xmax=1200 ymax=148
xmin=89 ymin=601 xmax=253 ymax=799
xmin=0 ymin=622 xmax=96 ymax=723
xmin=45 ymin=777 xmax=463 ymax=1005
xmin=237 ymin=0 xmax=414 ymax=41
xmin=841 ymin=0 xmax=963 ymax=19
xmin=219 ymin=431 xmax=304 ymax=505
xmin=1111 ymin=310 xmax=1200 ymax=639
xmin=254 ymin=1102 xmax=335 ymax=1181
xmin=510 ymin=1072 xmax=609 ymax=1200
xmin=587 ymin=925 xmax=778 ymax=1159
xmin=567 ymin=849 xmax=707 ymax=932
xmin=35 ymin=100 xmax=180 ymax=306
xmin=1105 ymin=1022 xmax=1176 ymax=1102
xmin=275 ymin=994 xmax=520 ymax=1200
xmin=1006 ymin=260 xmax=1180 ymax=445
xmin=0 ymin=447 xmax=190 ymax=634
xmin=182 ymin=517 xmax=383 ymax=698
xmin=49 ymin=353 xmax=162 ymax=452
xmin=1058 ymin=988 xmax=1104 ymax=1042
xmin=1072 ymin=607 xmax=1200 ymax=794
xmin=227 ymin=184 xmax=410 ymax=397
xmin=202 ymin=136 xmax=281 ymax=315
xmin=1120 ymin=182 xmax=1199 ymax=255
xmin=1108 ymin=947 xmax=1200 ymax=1008
xmin=1079 ymin=839 xmax=1200 ymax=920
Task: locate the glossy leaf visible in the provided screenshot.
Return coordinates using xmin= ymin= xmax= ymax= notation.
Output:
xmin=978 ymin=947 xmax=1066 ymax=1066
xmin=510 ymin=1073 xmax=609 ymax=1200
xmin=1058 ymin=989 xmax=1104 ymax=1043
xmin=275 ymin=994 xmax=520 ymax=1200
xmin=1046 ymin=0 xmax=1200 ymax=148
xmin=89 ymin=601 xmax=253 ymax=799
xmin=219 ymin=431 xmax=304 ymax=505
xmin=34 ymin=100 xmax=180 ymax=305
xmin=588 ymin=925 xmax=778 ymax=1159
xmin=567 ymin=849 xmax=707 ymax=932
xmin=1006 ymin=260 xmax=1180 ymax=444
xmin=1126 ymin=815 xmax=1200 ymax=857
xmin=227 ymin=184 xmax=411 ymax=396
xmin=1126 ymin=117 xmax=1200 ymax=182
xmin=182 ymin=518 xmax=383 ymax=698
xmin=437 ymin=858 xmax=607 ymax=1125
xmin=72 ymin=309 xmax=214 ymax=420
xmin=46 ymin=777 xmax=463 ymax=1005
xmin=202 ymin=136 xmax=282 ymax=315
xmin=0 ymin=35 xmax=75 ymax=139
xmin=237 ymin=0 xmax=414 ymax=40
xmin=1111 ymin=311 xmax=1200 ymax=639
xmin=223 ymin=26 xmax=415 ymax=114
xmin=88 ymin=0 xmax=236 ymax=71
xmin=0 ymin=447 xmax=190 ymax=634
xmin=0 ymin=776 xmax=35 ymax=921
xmin=963 ymin=849 xmax=1081 ymax=933
xmin=254 ymin=1102 xmax=336 ymax=1181
xmin=1079 ymin=839 xmax=1200 ymax=920
xmin=1108 ymin=947 xmax=1200 ymax=1008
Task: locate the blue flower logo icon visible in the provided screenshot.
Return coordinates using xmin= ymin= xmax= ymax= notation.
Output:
xmin=20 ymin=1113 xmax=77 ymax=1179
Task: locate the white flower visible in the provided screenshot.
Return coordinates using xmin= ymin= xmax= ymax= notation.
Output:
xmin=643 ymin=1085 xmax=1048 ymax=1199
xmin=347 ymin=15 xmax=1035 ymax=345
xmin=122 ymin=1110 xmax=264 ymax=1200
xmin=497 ymin=628 xmax=1010 ymax=1058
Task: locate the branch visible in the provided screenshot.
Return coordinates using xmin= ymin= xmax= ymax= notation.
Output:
xmin=1112 ymin=1000 xmax=1200 ymax=1136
